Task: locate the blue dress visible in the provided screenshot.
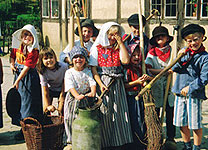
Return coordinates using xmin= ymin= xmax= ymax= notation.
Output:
xmin=10 ymin=47 xmax=43 ymax=126
xmin=12 ymin=64 xmax=43 ymax=126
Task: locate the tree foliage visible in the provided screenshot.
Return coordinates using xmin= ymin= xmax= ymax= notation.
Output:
xmin=0 ymin=0 xmax=40 ymax=21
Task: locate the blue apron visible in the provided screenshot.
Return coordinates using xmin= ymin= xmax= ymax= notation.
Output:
xmin=12 ymin=64 xmax=43 ymax=126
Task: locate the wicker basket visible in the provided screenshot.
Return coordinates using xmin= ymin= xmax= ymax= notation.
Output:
xmin=20 ymin=115 xmax=64 ymax=150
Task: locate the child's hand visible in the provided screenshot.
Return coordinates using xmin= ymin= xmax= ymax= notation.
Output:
xmin=178 ymin=48 xmax=186 ymax=56
xmin=46 ymin=105 xmax=56 ymax=112
xmin=75 ymin=94 xmax=85 ymax=100
xmin=10 ymin=64 xmax=17 ymax=72
xmin=181 ymin=86 xmax=189 ymax=96
xmin=168 ymin=69 xmax=173 ymax=74
xmin=100 ymin=83 xmax=108 ymax=93
xmin=114 ymin=34 xmax=122 ymax=45
xmin=141 ymin=74 xmax=152 ymax=81
xmin=13 ymin=80 xmax=20 ymax=89
xmin=85 ymin=92 xmax=96 ymax=97
xmin=136 ymin=77 xmax=144 ymax=85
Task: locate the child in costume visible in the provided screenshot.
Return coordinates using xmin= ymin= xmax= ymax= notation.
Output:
xmin=60 ymin=19 xmax=98 ymax=65
xmin=124 ymin=44 xmax=152 ymax=149
xmin=37 ymin=47 xmax=68 ymax=115
xmin=89 ymin=22 xmax=133 ymax=149
xmin=64 ymin=46 xmax=96 ymax=147
xmin=145 ymin=26 xmax=176 ymax=144
xmin=172 ymin=24 xmax=208 ymax=150
xmin=123 ymin=13 xmax=150 ymax=58
xmin=10 ymin=24 xmax=43 ymax=140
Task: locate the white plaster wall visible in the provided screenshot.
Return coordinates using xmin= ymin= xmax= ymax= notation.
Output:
xmin=91 ymin=0 xmax=117 ymax=19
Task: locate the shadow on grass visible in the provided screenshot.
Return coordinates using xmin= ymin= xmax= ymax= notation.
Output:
xmin=0 ymin=130 xmax=25 ymax=145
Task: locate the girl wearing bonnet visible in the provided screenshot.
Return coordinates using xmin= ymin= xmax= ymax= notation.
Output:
xmin=10 ymin=24 xmax=43 ymax=140
xmin=89 ymin=22 xmax=133 ymax=149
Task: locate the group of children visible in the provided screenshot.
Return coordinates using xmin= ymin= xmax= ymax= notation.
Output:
xmin=1 ymin=13 xmax=207 ymax=150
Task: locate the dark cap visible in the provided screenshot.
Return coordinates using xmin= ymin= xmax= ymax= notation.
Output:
xmin=181 ymin=24 xmax=205 ymax=39
xmin=150 ymin=26 xmax=173 ymax=45
xmin=6 ymin=88 xmax=21 ymax=118
xmin=127 ymin=14 xmax=146 ymax=27
xmin=75 ymin=19 xmax=99 ymax=37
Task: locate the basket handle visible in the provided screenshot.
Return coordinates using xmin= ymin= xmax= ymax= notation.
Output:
xmin=20 ymin=117 xmax=43 ymax=133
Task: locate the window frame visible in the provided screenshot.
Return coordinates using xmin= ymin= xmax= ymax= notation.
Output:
xmin=51 ymin=0 xmax=59 ymax=18
xmin=184 ymin=0 xmax=198 ymax=19
xmin=150 ymin=0 xmax=177 ymax=19
xmin=184 ymin=0 xmax=208 ymax=19
xmin=42 ymin=0 xmax=59 ymax=19
xmin=201 ymin=0 xmax=208 ymax=18
xmin=42 ymin=0 xmax=50 ymax=18
xmin=164 ymin=0 xmax=177 ymax=18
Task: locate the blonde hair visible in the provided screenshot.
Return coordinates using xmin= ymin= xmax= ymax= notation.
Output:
xmin=107 ymin=25 xmax=121 ymax=36
xmin=185 ymin=32 xmax=203 ymax=39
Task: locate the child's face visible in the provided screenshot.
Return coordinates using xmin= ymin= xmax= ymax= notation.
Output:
xmin=130 ymin=25 xmax=140 ymax=36
xmin=72 ymin=55 xmax=86 ymax=71
xmin=42 ymin=55 xmax=56 ymax=70
xmin=185 ymin=33 xmax=203 ymax=51
xmin=107 ymin=31 xmax=119 ymax=46
xmin=82 ymin=27 xmax=93 ymax=42
xmin=130 ymin=49 xmax=140 ymax=66
xmin=155 ymin=35 xmax=169 ymax=47
xmin=21 ymin=30 xmax=34 ymax=46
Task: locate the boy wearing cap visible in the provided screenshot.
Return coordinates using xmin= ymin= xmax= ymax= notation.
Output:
xmin=123 ymin=13 xmax=150 ymax=58
xmin=145 ymin=26 xmax=176 ymax=147
xmin=59 ymin=19 xmax=98 ymax=65
xmin=172 ymin=24 xmax=208 ymax=150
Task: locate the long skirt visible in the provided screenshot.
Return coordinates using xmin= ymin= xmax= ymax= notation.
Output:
xmin=98 ymin=75 xmax=133 ymax=148
xmin=126 ymin=94 xmax=147 ymax=149
xmin=12 ymin=65 xmax=43 ymax=126
xmin=64 ymin=93 xmax=88 ymax=144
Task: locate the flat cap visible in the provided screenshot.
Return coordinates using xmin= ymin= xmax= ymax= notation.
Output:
xmin=181 ymin=24 xmax=205 ymax=39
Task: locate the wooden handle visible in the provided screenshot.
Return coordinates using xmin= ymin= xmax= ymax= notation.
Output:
xmin=99 ymin=78 xmax=115 ymax=99
xmin=146 ymin=9 xmax=159 ymax=21
xmin=135 ymin=51 xmax=186 ymax=99
xmin=20 ymin=117 xmax=43 ymax=133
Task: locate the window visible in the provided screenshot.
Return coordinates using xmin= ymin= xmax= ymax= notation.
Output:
xmin=165 ymin=0 xmax=177 ymax=17
xmin=185 ymin=0 xmax=208 ymax=18
xmin=51 ymin=0 xmax=59 ymax=18
xmin=42 ymin=0 xmax=49 ymax=17
xmin=151 ymin=0 xmax=162 ymax=15
xmin=201 ymin=0 xmax=208 ymax=18
xmin=151 ymin=0 xmax=177 ymax=18
xmin=42 ymin=0 xmax=59 ymax=18
xmin=67 ymin=0 xmax=87 ymax=18
xmin=185 ymin=0 xmax=197 ymax=18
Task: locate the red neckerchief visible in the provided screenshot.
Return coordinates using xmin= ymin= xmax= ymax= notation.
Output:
xmin=125 ymin=64 xmax=142 ymax=92
xmin=149 ymin=45 xmax=171 ymax=62
xmin=182 ymin=45 xmax=205 ymax=66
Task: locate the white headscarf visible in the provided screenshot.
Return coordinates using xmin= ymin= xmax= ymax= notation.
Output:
xmin=92 ymin=22 xmax=125 ymax=48
xmin=89 ymin=22 xmax=125 ymax=66
xmin=12 ymin=24 xmax=39 ymax=53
